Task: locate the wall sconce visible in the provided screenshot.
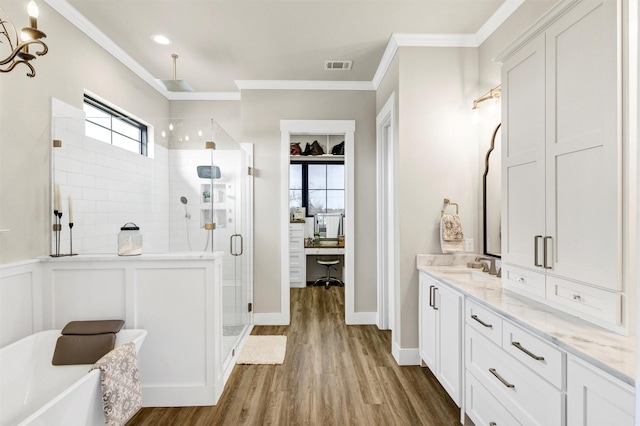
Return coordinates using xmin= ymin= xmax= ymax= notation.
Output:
xmin=471 ymin=85 xmax=501 ymax=123
xmin=0 ymin=1 xmax=48 ymax=78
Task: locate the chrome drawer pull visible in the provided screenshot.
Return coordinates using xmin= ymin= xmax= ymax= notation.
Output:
xmin=512 ymin=341 xmax=545 ymax=361
xmin=471 ymin=314 xmax=493 ymax=328
xmin=429 ymin=285 xmax=435 ymax=308
xmin=543 ymin=236 xmax=552 ymax=269
xmin=490 ymin=423 xmax=497 ymax=426
xmin=534 ymin=235 xmax=542 ymax=267
xmin=489 ymin=368 xmax=515 ymax=388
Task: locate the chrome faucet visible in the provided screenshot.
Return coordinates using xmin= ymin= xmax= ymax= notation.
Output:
xmin=475 ymin=256 xmax=498 ymax=275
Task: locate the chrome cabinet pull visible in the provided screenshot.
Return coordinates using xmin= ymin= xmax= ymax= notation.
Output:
xmin=534 ymin=235 xmax=542 ymax=267
xmin=489 ymin=368 xmax=515 ymax=388
xmin=543 ymin=236 xmax=552 ymax=269
xmin=512 ymin=341 xmax=545 ymax=361
xmin=433 ymin=287 xmax=439 ymax=310
xmin=489 ymin=423 xmax=497 ymax=426
xmin=428 ymin=285 xmax=435 ymax=308
xmin=471 ymin=314 xmax=492 ymax=328
xmin=230 ymin=234 xmax=244 ymax=256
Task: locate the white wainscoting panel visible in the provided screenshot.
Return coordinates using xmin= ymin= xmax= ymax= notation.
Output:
xmin=0 ymin=260 xmax=41 ymax=347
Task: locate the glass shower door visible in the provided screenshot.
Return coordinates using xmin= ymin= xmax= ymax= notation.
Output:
xmin=209 ymin=121 xmax=252 ymax=365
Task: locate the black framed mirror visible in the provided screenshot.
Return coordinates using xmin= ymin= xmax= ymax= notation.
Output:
xmin=483 ymin=123 xmax=501 ymax=258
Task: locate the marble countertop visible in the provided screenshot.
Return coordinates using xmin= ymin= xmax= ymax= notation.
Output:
xmin=39 ymin=251 xmax=224 ymax=262
xmin=416 ymin=254 xmax=635 ymax=386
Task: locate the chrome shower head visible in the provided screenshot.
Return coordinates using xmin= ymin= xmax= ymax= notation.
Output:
xmin=180 ymin=196 xmax=188 ymax=205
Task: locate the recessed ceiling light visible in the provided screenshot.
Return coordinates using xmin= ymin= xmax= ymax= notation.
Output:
xmin=151 ymin=34 xmax=171 ymax=45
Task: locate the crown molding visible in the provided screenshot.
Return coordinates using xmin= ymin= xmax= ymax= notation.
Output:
xmin=46 ymin=0 xmax=524 ymax=97
xmin=44 ymin=0 xmax=175 ymax=97
xmin=165 ymin=92 xmax=242 ymax=101
xmin=234 ymin=80 xmax=375 ymax=91
xmin=475 ymin=0 xmax=527 ymax=46
xmin=371 ymin=33 xmax=477 ymax=89
xmin=371 ymin=0 xmax=525 ymax=90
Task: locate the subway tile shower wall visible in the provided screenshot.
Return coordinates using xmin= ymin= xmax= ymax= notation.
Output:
xmin=52 ymin=99 xmax=170 ymax=254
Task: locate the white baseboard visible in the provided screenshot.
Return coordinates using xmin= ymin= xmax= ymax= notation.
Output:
xmin=392 ymin=341 xmax=421 ymax=366
xmin=347 ymin=311 xmax=377 ymax=325
xmin=253 ymin=312 xmax=290 ymax=325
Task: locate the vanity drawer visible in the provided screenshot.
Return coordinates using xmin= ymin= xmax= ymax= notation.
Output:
xmin=289 ymin=225 xmax=304 ymax=238
xmin=290 ymin=253 xmax=304 ymax=268
xmin=502 ymin=264 xmax=546 ymax=299
xmin=466 ymin=371 xmax=522 ymax=426
xmin=502 ymin=321 xmax=564 ymax=389
xmin=465 ymin=299 xmax=503 ymax=346
xmin=289 ymin=267 xmax=303 ymax=282
xmin=290 ymin=239 xmax=304 ymax=252
xmin=466 ymin=326 xmax=563 ymax=426
xmin=546 ymin=276 xmax=622 ymax=326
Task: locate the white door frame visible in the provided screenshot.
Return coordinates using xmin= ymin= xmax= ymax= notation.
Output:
xmin=376 ymin=93 xmax=397 ymax=333
xmin=280 ymin=120 xmax=356 ymax=324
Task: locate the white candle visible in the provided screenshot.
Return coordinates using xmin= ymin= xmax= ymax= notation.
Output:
xmin=68 ymin=195 xmax=73 ymax=223
xmin=54 ymin=184 xmax=60 ymax=212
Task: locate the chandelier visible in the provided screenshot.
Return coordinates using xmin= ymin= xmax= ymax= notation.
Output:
xmin=0 ymin=1 xmax=48 ymax=77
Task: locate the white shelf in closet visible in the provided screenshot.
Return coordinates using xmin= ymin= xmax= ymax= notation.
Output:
xmin=289 ymin=154 xmax=344 ymax=162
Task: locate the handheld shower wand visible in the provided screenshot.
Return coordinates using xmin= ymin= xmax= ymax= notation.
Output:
xmin=180 ymin=196 xmax=191 ymax=219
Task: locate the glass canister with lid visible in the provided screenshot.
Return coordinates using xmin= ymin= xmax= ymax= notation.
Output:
xmin=118 ymin=223 xmax=143 ymax=256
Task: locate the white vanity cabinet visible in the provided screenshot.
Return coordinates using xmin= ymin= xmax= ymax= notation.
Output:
xmin=499 ymin=0 xmax=623 ymax=329
xmin=464 ymin=299 xmax=564 ymax=426
xmin=289 ymin=223 xmax=306 ymax=288
xmin=418 ymin=272 xmax=462 ymax=406
xmin=567 ymin=355 xmax=634 ymax=425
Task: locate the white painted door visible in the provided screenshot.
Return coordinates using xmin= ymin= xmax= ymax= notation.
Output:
xmin=436 ymin=283 xmax=462 ymax=406
xmin=567 ymin=356 xmax=634 ymax=425
xmin=501 ymin=35 xmax=546 ymax=270
xmin=418 ymin=273 xmax=437 ymax=372
xmin=544 ymin=0 xmax=621 ymax=290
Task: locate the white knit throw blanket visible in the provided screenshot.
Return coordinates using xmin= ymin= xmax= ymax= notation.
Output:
xmin=91 ymin=342 xmax=143 ymax=426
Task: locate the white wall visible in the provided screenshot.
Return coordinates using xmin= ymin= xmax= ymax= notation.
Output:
xmin=241 ymin=89 xmax=377 ymax=315
xmin=0 ymin=2 xmax=170 ymax=264
xmin=396 ymin=46 xmax=480 ymax=350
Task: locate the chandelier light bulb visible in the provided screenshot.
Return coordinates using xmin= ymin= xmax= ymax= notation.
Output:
xmin=169 ymin=123 xmax=174 ymax=131
xmin=20 ymin=30 xmax=32 ymax=41
xmin=27 ymin=1 xmax=39 ymax=18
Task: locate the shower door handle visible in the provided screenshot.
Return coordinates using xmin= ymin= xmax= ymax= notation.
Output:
xmin=230 ymin=234 xmax=243 ymax=256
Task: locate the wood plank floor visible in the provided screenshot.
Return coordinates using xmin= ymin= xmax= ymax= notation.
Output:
xmin=128 ymin=287 xmax=460 ymax=425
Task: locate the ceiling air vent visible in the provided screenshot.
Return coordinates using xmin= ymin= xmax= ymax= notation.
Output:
xmin=324 ymin=61 xmax=352 ymax=71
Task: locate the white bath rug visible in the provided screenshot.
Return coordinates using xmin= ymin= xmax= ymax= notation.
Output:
xmin=236 ymin=335 xmax=287 ymax=365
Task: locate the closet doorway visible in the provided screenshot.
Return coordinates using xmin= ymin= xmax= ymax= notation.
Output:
xmin=280 ymin=120 xmax=356 ymax=324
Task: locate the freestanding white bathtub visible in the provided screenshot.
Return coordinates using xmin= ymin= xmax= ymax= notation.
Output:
xmin=0 ymin=329 xmax=147 ymax=426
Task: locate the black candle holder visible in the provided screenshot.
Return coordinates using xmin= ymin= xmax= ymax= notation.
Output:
xmin=68 ymin=222 xmax=77 ymax=256
xmin=51 ymin=210 xmax=63 ymax=257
